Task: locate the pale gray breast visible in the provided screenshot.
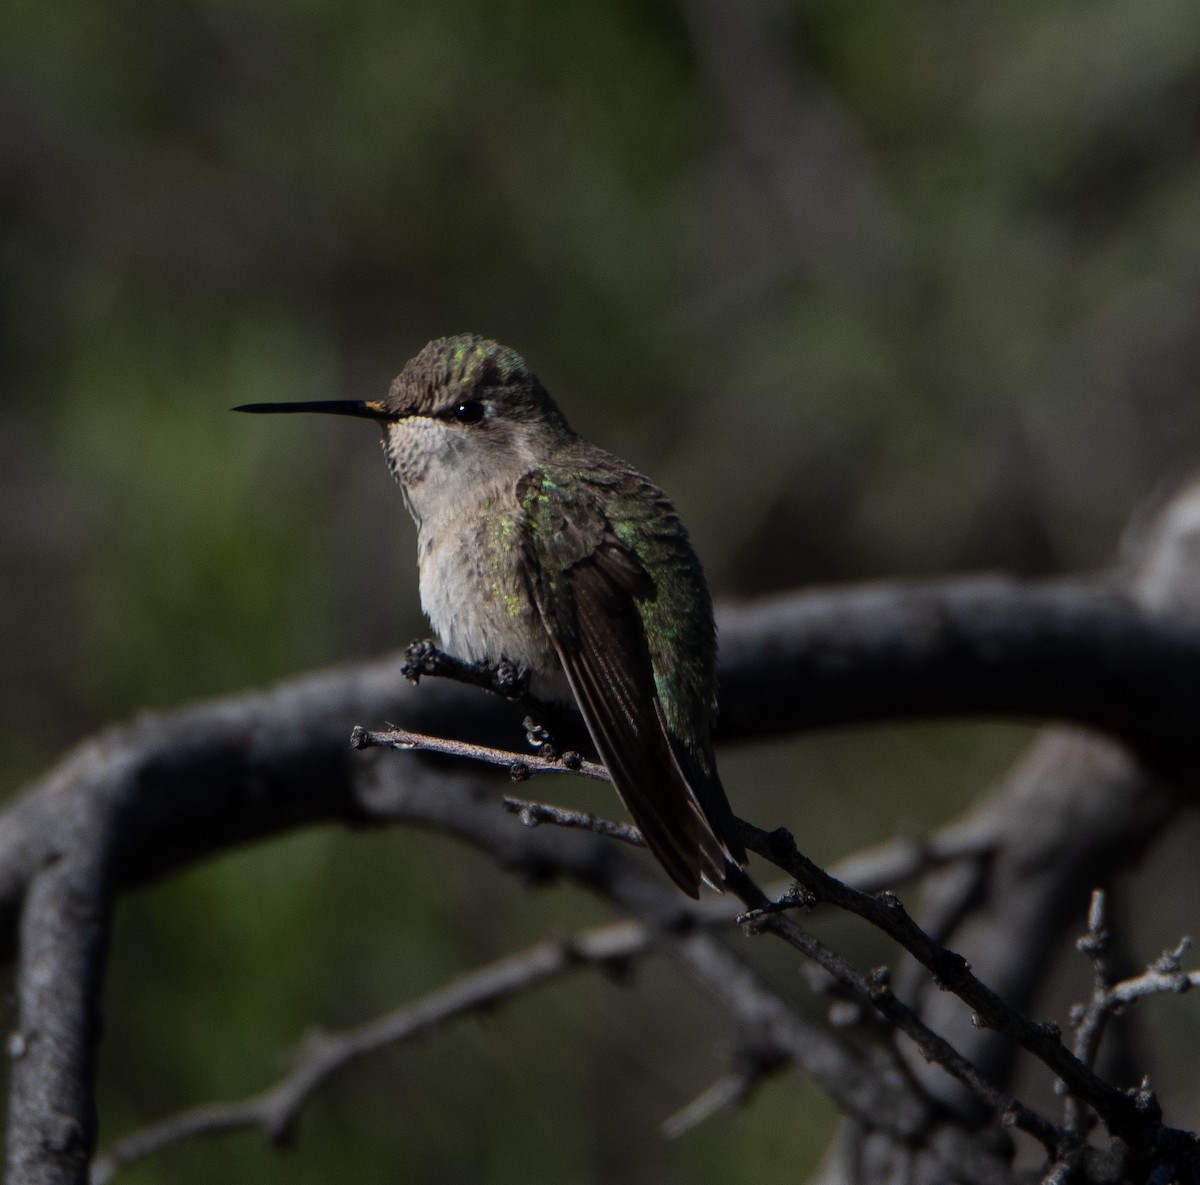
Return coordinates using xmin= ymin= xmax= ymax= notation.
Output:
xmin=416 ymin=511 xmax=560 ymax=684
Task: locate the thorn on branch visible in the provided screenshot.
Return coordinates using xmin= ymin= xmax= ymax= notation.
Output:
xmin=1151 ymin=937 xmax=1191 ymax=980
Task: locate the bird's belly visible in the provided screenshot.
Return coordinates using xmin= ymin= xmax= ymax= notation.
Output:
xmin=417 ymin=520 xmax=563 ymax=697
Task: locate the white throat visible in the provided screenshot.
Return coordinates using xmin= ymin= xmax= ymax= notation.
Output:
xmin=384 ymin=416 xmax=543 ymax=536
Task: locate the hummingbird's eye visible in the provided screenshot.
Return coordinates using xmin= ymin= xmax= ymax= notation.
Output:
xmin=451 ymin=400 xmax=486 ymax=425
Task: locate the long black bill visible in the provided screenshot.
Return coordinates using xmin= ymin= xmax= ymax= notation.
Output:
xmin=233 ymin=400 xmax=393 ymax=419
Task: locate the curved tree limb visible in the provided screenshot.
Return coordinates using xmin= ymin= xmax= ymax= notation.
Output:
xmin=5 ymin=838 xmax=112 ymax=1185
xmin=2 ymin=574 xmax=1199 ymax=955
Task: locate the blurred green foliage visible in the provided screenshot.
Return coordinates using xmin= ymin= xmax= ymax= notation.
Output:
xmin=4 ymin=0 xmax=1200 ymax=1179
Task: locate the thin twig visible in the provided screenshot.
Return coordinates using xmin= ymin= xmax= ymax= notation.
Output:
xmin=397 ymin=640 xmax=589 ymax=754
xmin=1106 ymin=954 xmax=1199 ymax=1004
xmin=726 ymin=867 xmax=1061 ymax=1151
xmin=504 ymin=797 xmax=999 ymax=891
xmin=475 ymin=783 xmax=1106 ymax=1148
xmin=661 ymin=1073 xmax=753 ymax=1138
xmin=732 ymin=821 xmax=1193 ymax=1153
xmin=1067 ymin=890 xmax=1117 ymax=1137
xmin=1068 ymin=890 xmax=1198 ymax=1139
xmin=354 ymin=763 xmax=958 ymax=1161
xmin=466 ymin=778 xmax=1174 ymax=1152
xmin=91 ymin=921 xmax=650 ymax=1184
xmin=502 ymin=796 xmax=645 ymax=846
xmin=351 ymin=725 xmax=608 ymax=783
xmin=477 ymin=784 xmax=1059 ymax=1147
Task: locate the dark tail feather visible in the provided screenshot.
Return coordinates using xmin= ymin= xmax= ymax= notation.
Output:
xmin=665 ymin=728 xmax=747 ymax=889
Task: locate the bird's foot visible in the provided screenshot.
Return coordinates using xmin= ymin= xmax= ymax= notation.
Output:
xmin=485 ymin=657 xmax=529 ymax=700
xmin=401 ymin=639 xmax=442 ymax=684
xmin=402 ymin=641 xmax=529 ymax=701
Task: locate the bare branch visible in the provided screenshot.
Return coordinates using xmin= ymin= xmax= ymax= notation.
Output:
xmin=1065 ymin=891 xmax=1199 ymax=1142
xmin=485 ymin=774 xmax=1190 ymax=1159
xmin=1107 ymin=949 xmax=1199 ymax=1004
xmin=398 ymin=640 xmax=590 ymax=755
xmin=6 ymin=811 xmax=116 ymax=1185
xmin=488 ymin=784 xmax=1062 ymax=1144
xmin=728 ymin=867 xmax=1060 ymax=1151
xmin=661 ymin=1073 xmax=755 ymax=1139
xmin=96 ymin=764 xmax=1007 ymax=1181
xmin=717 ymin=578 xmax=1200 ymax=783
xmin=733 ymin=824 xmax=1184 ymax=1155
xmin=402 ymin=765 xmax=1059 ymax=1152
xmin=1071 ymin=890 xmax=1121 ymax=1075
xmin=351 ymin=724 xmax=608 ymax=783
xmin=351 ymin=763 xmax=1021 ymax=1175
xmin=502 ymin=795 xmax=646 ymax=847
xmin=91 ymin=921 xmax=649 ymax=1184
xmin=499 ymin=793 xmax=998 ymax=907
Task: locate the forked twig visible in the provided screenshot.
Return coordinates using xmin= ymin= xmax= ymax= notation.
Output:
xmin=92 ymin=921 xmax=649 ymax=1184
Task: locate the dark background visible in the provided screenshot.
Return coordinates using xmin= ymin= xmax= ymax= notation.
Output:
xmin=4 ymin=1 xmax=1200 ymax=1180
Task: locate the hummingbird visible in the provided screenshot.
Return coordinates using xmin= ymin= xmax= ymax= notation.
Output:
xmin=236 ymin=334 xmax=746 ymax=896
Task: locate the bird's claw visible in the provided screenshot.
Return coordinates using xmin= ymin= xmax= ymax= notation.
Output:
xmin=523 ymin=716 xmax=558 ymax=759
xmin=484 ymin=657 xmax=529 ymax=699
xmin=401 ymin=639 xmax=442 ymax=684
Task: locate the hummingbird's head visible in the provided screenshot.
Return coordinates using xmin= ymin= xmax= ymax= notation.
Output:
xmin=376 ymin=335 xmax=575 ymax=496
xmin=235 ymin=335 xmax=576 ymax=520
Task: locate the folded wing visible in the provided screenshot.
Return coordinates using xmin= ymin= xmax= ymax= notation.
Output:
xmin=517 ymin=470 xmax=742 ymax=896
